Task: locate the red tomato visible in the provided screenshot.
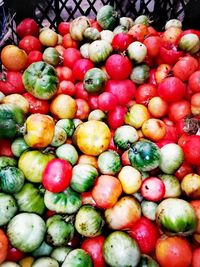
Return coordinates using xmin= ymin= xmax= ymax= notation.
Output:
xmin=144 ymin=36 xmax=161 ymax=57
xmin=58 ymin=22 xmax=70 ymax=36
xmin=73 ymin=59 xmax=94 ymax=81
xmin=105 ymin=54 xmax=132 ymax=80
xmin=128 ymin=24 xmax=149 ymax=42
xmin=111 ymin=33 xmax=133 ymax=52
xmin=23 ymin=92 xmax=50 ymax=114
xmin=0 ymin=229 xmax=9 ymax=264
xmin=63 ymin=48 xmax=82 ymax=68
xmin=189 ymin=71 xmax=200 ymax=93
xmin=56 ymin=66 xmax=74 ymax=82
xmin=191 ymin=92 xmax=200 ymax=115
xmin=175 ymin=161 xmax=194 ymax=181
xmin=62 ymin=33 xmax=78 ymax=49
xmin=42 ymin=158 xmax=72 ymax=193
xmin=0 ymin=139 xmax=13 ymax=157
xmin=156 ymin=236 xmax=192 ymax=267
xmin=141 ymin=177 xmax=165 ymax=202
xmin=159 ymin=45 xmax=183 ymax=65
xmin=191 ymin=247 xmax=200 ymax=267
xmin=74 ymin=82 xmax=89 ymax=100
xmin=58 ymin=80 xmax=75 ymax=96
xmin=27 ymin=50 xmax=43 ymax=65
xmin=88 ymin=94 xmax=99 ymax=110
xmin=162 ymin=121 xmax=178 ymax=142
xmin=181 ymin=135 xmax=200 ymax=166
xmin=98 ymin=92 xmax=118 ymax=111
xmin=6 ymin=247 xmax=25 ymax=262
xmin=90 ymin=20 xmax=102 ymax=32
xmin=168 ymin=100 xmax=191 ymax=122
xmin=0 ymin=71 xmax=25 ymax=95
xmin=16 ymin=18 xmax=39 ymax=38
xmin=156 ymin=138 xmax=174 ymax=148
xmin=92 ymin=175 xmax=122 ymax=209
xmin=149 ymin=69 xmax=157 ymax=85
xmin=106 ymin=80 xmax=136 ymax=106
xmin=121 ymin=150 xmax=131 ymax=166
xmin=75 ymin=98 xmax=90 ymax=120
xmin=128 ymin=217 xmax=159 ymax=254
xmin=135 ymin=83 xmax=157 ymax=105
xmin=173 ymin=56 xmax=198 ymax=82
xmin=19 ymin=35 xmax=42 ymax=54
xmin=81 ymin=191 xmax=97 ymax=206
xmin=107 ymin=105 xmax=127 ymax=129
xmin=158 ymin=77 xmax=186 ymax=102
xmin=81 ymin=236 xmax=106 ymax=267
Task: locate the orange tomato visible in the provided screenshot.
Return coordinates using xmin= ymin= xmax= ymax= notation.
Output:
xmin=1 ymin=45 xmax=28 ymax=71
xmin=92 ymin=175 xmax=122 ymax=209
xmin=128 ymin=24 xmax=149 ymax=42
xmin=162 ymin=27 xmax=182 ymax=45
xmin=50 ymin=94 xmax=77 ymax=119
xmin=24 ymin=114 xmax=55 ymax=148
xmin=191 ymin=93 xmax=200 ymax=115
xmin=155 ymin=64 xmax=172 ymax=84
xmin=125 ymin=104 xmax=150 ymax=129
xmin=148 ymin=96 xmax=168 ymax=118
xmin=39 ymin=28 xmax=58 ymax=46
xmin=156 ymin=235 xmax=192 ymax=267
xmin=0 ymin=229 xmax=9 ymax=263
xmin=77 ymin=154 xmax=98 ymax=169
xmin=142 ymin=118 xmax=166 ymax=141
xmin=62 ymin=33 xmax=78 ymax=48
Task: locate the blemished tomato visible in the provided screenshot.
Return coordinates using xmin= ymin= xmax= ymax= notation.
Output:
xmin=142 ymin=118 xmax=166 ymax=141
xmin=175 ymin=161 xmax=194 ymax=181
xmin=58 ymin=21 xmax=70 ymax=36
xmin=75 ymin=82 xmax=89 ymax=100
xmin=0 ymin=139 xmax=14 ymax=157
xmin=158 ymin=76 xmax=186 ymax=102
xmin=27 ymin=50 xmax=43 ymax=65
xmin=135 ymin=83 xmax=157 ymax=105
xmin=6 ymin=247 xmax=25 ymax=262
xmin=0 ymin=229 xmax=9 ymax=264
xmin=75 ymin=98 xmax=90 ymax=120
xmin=128 ymin=217 xmax=159 ymax=254
xmin=92 ymin=175 xmax=122 ymax=209
xmin=141 ymin=177 xmax=165 ymax=202
xmin=168 ymin=100 xmax=191 ymax=122
xmin=62 ymin=33 xmax=78 ymax=48
xmin=156 ymin=236 xmax=192 ymax=267
xmin=73 ymin=59 xmax=94 ymax=81
xmin=111 ymin=33 xmax=133 ymax=52
xmin=181 ymin=135 xmax=200 ymax=166
xmin=189 ymin=71 xmax=200 ymax=93
xmin=57 ymin=80 xmax=76 ymax=96
xmin=155 ymin=64 xmax=172 ymax=84
xmin=98 ymin=92 xmax=118 ymax=111
xmin=128 ymin=24 xmax=149 ymax=42
xmin=105 ymin=55 xmax=132 ymax=80
xmin=42 ymin=158 xmax=72 ymax=193
xmin=107 ymin=105 xmax=127 ymax=129
xmin=23 ymin=92 xmax=50 ymax=114
xmin=81 ymin=236 xmax=106 ymax=267
xmin=148 ymin=96 xmax=168 ymax=118
xmin=162 ymin=27 xmax=182 ymax=45
xmin=191 ymin=93 xmax=200 ymax=115
xmin=192 ymin=248 xmax=200 ymax=267
xmin=63 ymin=48 xmax=82 ymax=68
xmin=143 ymin=36 xmax=161 ymax=57
xmin=81 ymin=191 xmax=97 ymax=206
xmin=19 ymin=35 xmax=42 ymax=54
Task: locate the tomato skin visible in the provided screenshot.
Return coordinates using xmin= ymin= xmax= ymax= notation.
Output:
xmin=111 ymin=33 xmax=133 ymax=52
xmin=156 ymin=236 xmax=192 ymax=267
xmin=0 ymin=71 xmax=26 ymax=95
xmin=75 ymin=98 xmax=90 ymax=120
xmin=141 ymin=177 xmax=165 ymax=202
xmin=128 ymin=217 xmax=159 ymax=254
xmin=158 ymin=77 xmax=186 ymax=102
xmin=81 ymin=191 xmax=97 ymax=206
xmin=16 ymin=18 xmax=39 ymax=38
xmin=19 ymin=35 xmax=42 ymax=54
xmin=173 ymin=56 xmax=198 ymax=82
xmin=189 ymin=71 xmax=200 ymax=93
xmin=58 ymin=22 xmax=70 ymax=36
xmin=6 ymin=247 xmax=25 ymax=262
xmin=58 ymin=80 xmax=75 ymax=96
xmin=192 ymin=248 xmax=200 ymax=267
xmin=73 ymin=59 xmax=94 ymax=81
xmin=149 ymin=69 xmax=157 ymax=85
xmin=181 ymin=135 xmax=200 ymax=166
xmin=27 ymin=50 xmax=43 ymax=65
xmin=0 ymin=139 xmax=14 ymax=157
xmin=42 ymin=158 xmax=72 ymax=193
xmin=107 ymin=105 xmax=127 ymax=129
xmin=88 ymin=94 xmax=99 ymax=110
xmin=135 ymin=83 xmax=157 ymax=105
xmin=63 ymin=48 xmax=82 ymax=69
xmin=81 ymin=236 xmax=106 ymax=267
xmin=62 ymin=33 xmax=78 ymax=48
xmin=128 ymin=24 xmax=149 ymax=42
xmin=175 ymin=161 xmax=194 ymax=181
xmin=98 ymin=92 xmax=118 ymax=111
xmin=159 ymin=45 xmax=183 ymax=65
xmin=143 ymin=36 xmax=161 ymax=57
xmin=23 ymin=92 xmax=50 ymax=114
xmin=168 ymin=100 xmax=191 ymax=122
xmin=0 ymin=229 xmax=9 ymax=264
xmin=75 ymin=82 xmax=89 ymax=100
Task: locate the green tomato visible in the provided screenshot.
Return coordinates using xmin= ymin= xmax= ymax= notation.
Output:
xmin=11 ymin=137 xmax=30 ymax=157
xmin=83 ymin=68 xmax=107 ymax=93
xmin=56 ymin=144 xmax=78 ymax=165
xmin=61 ymin=249 xmax=93 ymax=267
xmin=98 ymin=150 xmax=122 ymax=175
xmin=0 ymin=193 xmax=18 ymax=226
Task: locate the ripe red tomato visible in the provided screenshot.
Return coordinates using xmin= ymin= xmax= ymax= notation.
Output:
xmin=105 ymin=54 xmax=132 ymax=80
xmin=81 ymin=236 xmax=106 ymax=267
xmin=42 ymin=158 xmax=72 ymax=193
xmin=181 ymin=135 xmax=200 ymax=166
xmin=149 ymin=69 xmax=157 ymax=85
xmin=158 ymin=77 xmax=186 ymax=102
xmin=98 ymin=92 xmax=118 ymax=111
xmin=74 ymin=82 xmax=89 ymax=100
xmin=19 ymin=35 xmax=42 ymax=54
xmin=16 ymin=18 xmax=39 ymax=38
xmin=27 ymin=50 xmax=43 ymax=65
xmin=175 ymin=161 xmax=194 ymax=181
xmin=107 ymin=105 xmax=127 ymax=129
xmin=159 ymin=45 xmax=184 ymax=65
xmin=6 ymin=247 xmax=25 ymax=262
xmin=88 ymin=94 xmax=99 ymax=110
xmin=58 ymin=22 xmax=70 ymax=36
xmin=168 ymin=100 xmax=191 ymax=122
xmin=144 ymin=36 xmax=161 ymax=57
xmin=111 ymin=33 xmax=133 ymax=52
xmin=75 ymin=98 xmax=90 ymax=120
xmin=128 ymin=217 xmax=159 ymax=254
xmin=189 ymin=71 xmax=200 ymax=93
xmin=191 ymin=247 xmax=200 ymax=267
xmin=63 ymin=48 xmax=82 ymax=68
xmin=0 ymin=71 xmax=25 ymax=95
xmin=141 ymin=177 xmax=165 ymax=202
xmin=23 ymin=92 xmax=50 ymax=114
xmin=173 ymin=56 xmax=198 ymax=82
xmin=62 ymin=33 xmax=78 ymax=49
xmin=135 ymin=83 xmax=157 ymax=105
xmin=0 ymin=230 xmax=8 ymax=264
xmin=58 ymin=80 xmax=75 ymax=96
xmin=0 ymin=139 xmax=13 ymax=157
xmin=56 ymin=66 xmax=74 ymax=82
xmin=73 ymin=59 xmax=94 ymax=81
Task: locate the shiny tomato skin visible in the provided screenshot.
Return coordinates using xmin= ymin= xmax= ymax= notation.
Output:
xmin=107 ymin=105 xmax=127 ymax=129
xmin=6 ymin=247 xmax=25 ymax=262
xmin=175 ymin=161 xmax=194 ymax=181
xmin=181 ymin=135 xmax=200 ymax=166
xmin=19 ymin=35 xmax=42 ymax=54
xmin=149 ymin=69 xmax=157 ymax=85
xmin=168 ymin=100 xmax=191 ymax=122
xmin=27 ymin=50 xmax=43 ymax=65
xmin=42 ymin=158 xmax=72 ymax=193
xmin=98 ymin=92 xmax=118 ymax=111
xmin=74 ymin=82 xmax=89 ymax=100
xmin=0 ymin=139 xmax=14 ymax=157
xmin=143 ymin=36 xmax=161 ymax=57
xmin=128 ymin=217 xmax=159 ymax=254
xmin=73 ymin=59 xmax=94 ymax=81
xmin=23 ymin=92 xmax=50 ymax=114
xmin=0 ymin=229 xmax=9 ymax=264
xmin=158 ymin=77 xmax=186 ymax=102
xmin=63 ymin=48 xmax=82 ymax=68
xmin=135 ymin=83 xmax=157 ymax=105
xmin=88 ymin=94 xmax=99 ymax=110
xmin=159 ymin=45 xmax=183 ymax=65
xmin=141 ymin=177 xmax=165 ymax=202
xmin=58 ymin=22 xmax=70 ymax=36
xmin=112 ymin=33 xmax=133 ymax=52
xmin=81 ymin=236 xmax=106 ymax=267
xmin=16 ymin=18 xmax=39 ymax=38
xmin=189 ymin=71 xmax=200 ymax=93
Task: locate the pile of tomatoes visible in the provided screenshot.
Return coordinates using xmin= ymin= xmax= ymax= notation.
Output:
xmin=1 ymin=5 xmax=200 ymax=267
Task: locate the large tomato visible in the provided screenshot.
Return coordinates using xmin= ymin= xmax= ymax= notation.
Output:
xmin=181 ymin=135 xmax=200 ymax=166
xmin=168 ymin=100 xmax=191 ymax=122
xmin=16 ymin=18 xmax=39 ymax=38
xmin=111 ymin=33 xmax=133 ymax=52
xmin=173 ymin=56 xmax=198 ymax=82
xmin=63 ymin=48 xmax=82 ymax=68
xmin=73 ymin=59 xmax=94 ymax=81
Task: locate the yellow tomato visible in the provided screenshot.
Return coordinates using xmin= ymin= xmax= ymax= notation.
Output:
xmin=2 ymin=94 xmax=29 ymax=113
xmin=155 ymin=64 xmax=172 ymax=84
xmin=39 ymin=28 xmax=58 ymax=46
xmin=24 ymin=114 xmax=55 ymax=148
xmin=148 ymin=96 xmax=168 ymax=118
xmin=181 ymin=173 xmax=200 ymax=199
xmin=142 ymin=118 xmax=166 ymax=141
xmin=125 ymin=104 xmax=150 ymax=129
xmin=19 ymin=257 xmax=34 ymax=267
xmin=50 ymin=94 xmax=77 ymax=119
xmin=118 ymin=166 xmax=142 ymax=194
xmin=76 ymin=120 xmax=111 ymax=156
